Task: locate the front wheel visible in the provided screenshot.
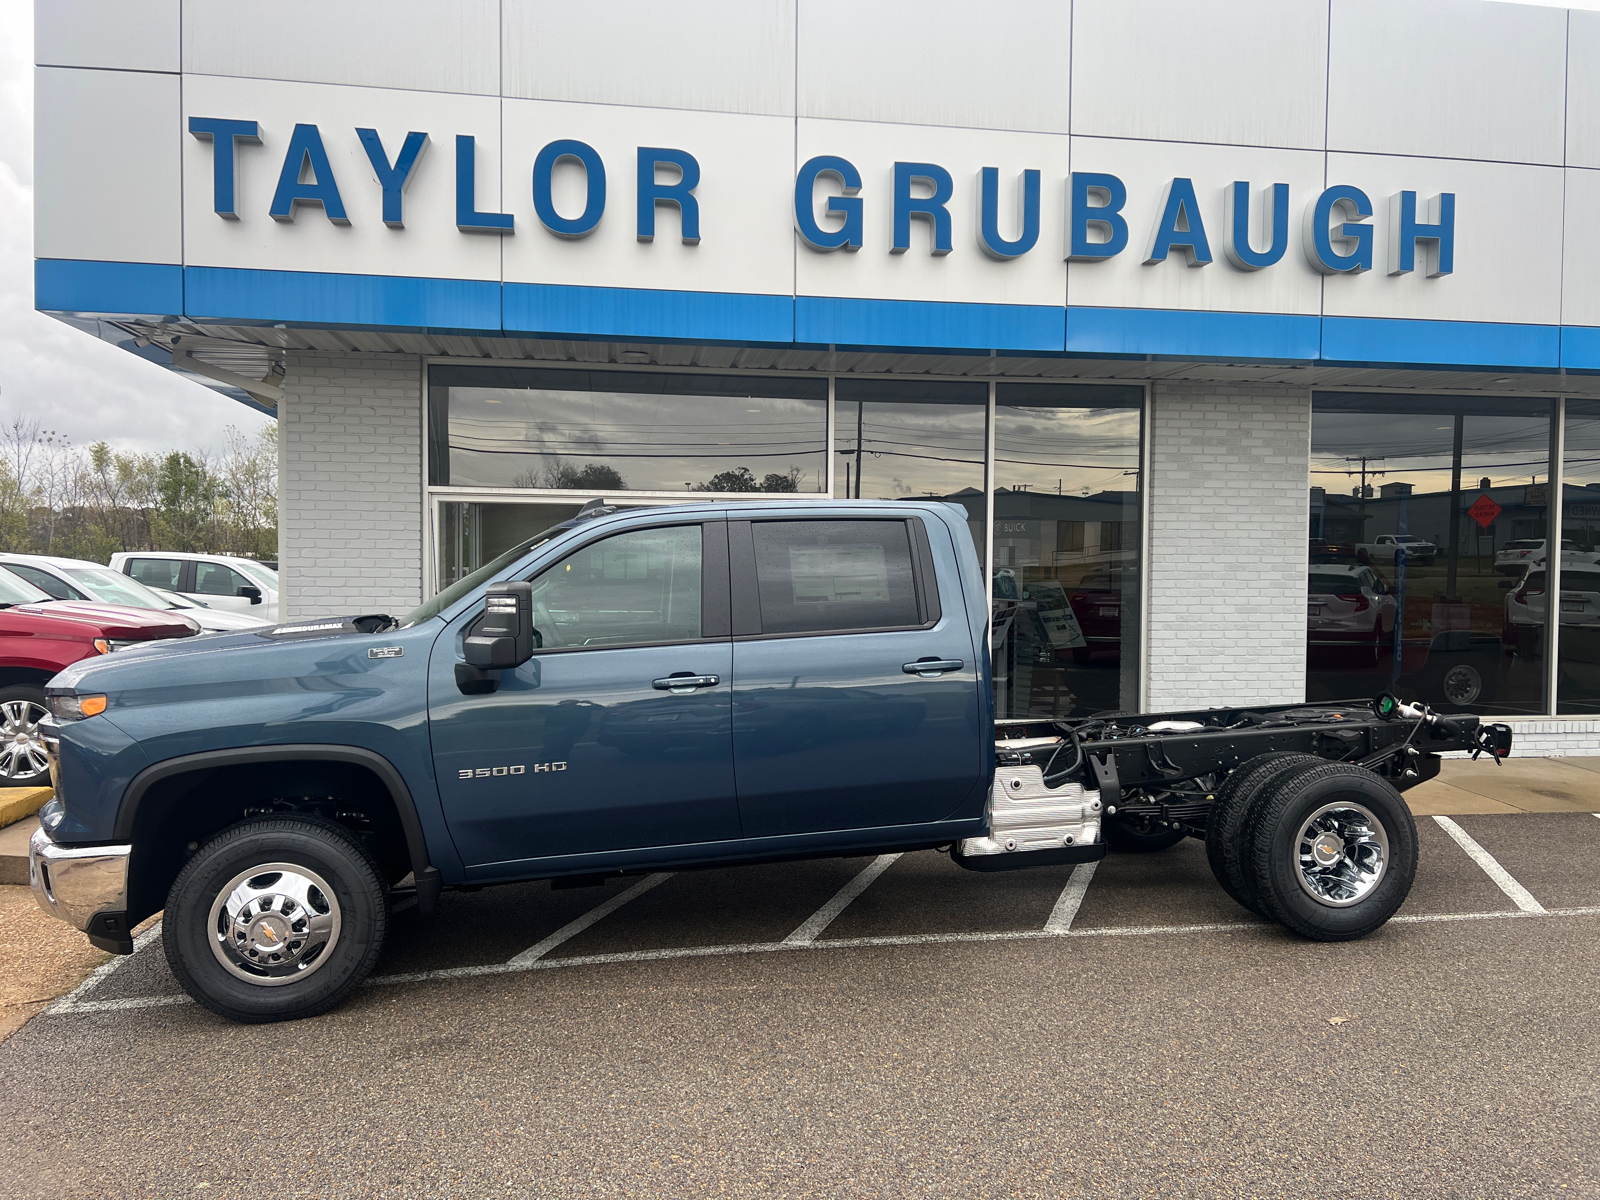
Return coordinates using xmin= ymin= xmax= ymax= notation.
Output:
xmin=164 ymin=816 xmax=388 ymax=1023
xmin=1245 ymin=762 xmax=1417 ymax=941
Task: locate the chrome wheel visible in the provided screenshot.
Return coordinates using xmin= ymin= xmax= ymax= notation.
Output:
xmin=1293 ymin=801 xmax=1389 ymax=908
xmin=208 ymin=863 xmax=342 ymax=986
xmin=1441 ymin=663 xmax=1483 ymax=706
xmin=0 ymin=699 xmax=49 ymax=781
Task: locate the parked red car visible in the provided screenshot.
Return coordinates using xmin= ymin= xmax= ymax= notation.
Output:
xmin=0 ymin=570 xmax=199 ymax=786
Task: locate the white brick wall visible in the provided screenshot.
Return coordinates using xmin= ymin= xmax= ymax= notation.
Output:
xmin=1145 ymin=382 xmax=1312 ymax=709
xmin=279 ymin=352 xmax=423 ymax=618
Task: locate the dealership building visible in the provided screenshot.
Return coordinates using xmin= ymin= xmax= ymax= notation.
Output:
xmin=32 ymin=0 xmax=1600 ymax=750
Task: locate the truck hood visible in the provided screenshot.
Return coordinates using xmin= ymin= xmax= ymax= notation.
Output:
xmin=10 ymin=601 xmax=200 ymax=640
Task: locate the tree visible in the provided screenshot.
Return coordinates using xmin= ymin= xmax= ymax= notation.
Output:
xmin=515 ymin=462 xmax=627 ymax=490
xmin=696 ymin=465 xmax=803 ymax=493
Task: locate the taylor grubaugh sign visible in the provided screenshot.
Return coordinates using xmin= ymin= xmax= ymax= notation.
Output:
xmin=188 ymin=118 xmax=1457 ymax=281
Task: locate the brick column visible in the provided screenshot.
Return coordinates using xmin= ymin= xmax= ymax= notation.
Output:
xmin=278 ymin=352 xmax=424 ymax=619
xmin=1145 ymin=381 xmax=1312 ymax=710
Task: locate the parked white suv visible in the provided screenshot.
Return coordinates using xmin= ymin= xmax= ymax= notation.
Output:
xmin=108 ymin=551 xmax=279 ymax=622
xmin=0 ymin=554 xmax=273 ymax=632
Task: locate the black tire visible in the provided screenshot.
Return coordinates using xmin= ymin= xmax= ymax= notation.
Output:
xmin=1205 ymin=752 xmax=1322 ymax=916
xmin=1244 ymin=761 xmax=1417 ymax=941
xmin=164 ymin=816 xmax=387 ymax=1023
xmin=0 ymin=683 xmax=52 ymax=788
xmin=1103 ymin=814 xmax=1186 ymax=853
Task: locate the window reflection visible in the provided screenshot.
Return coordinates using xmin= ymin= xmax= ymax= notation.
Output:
xmin=1558 ymin=401 xmax=1600 ymax=713
xmin=991 ymin=385 xmax=1143 ymax=719
xmin=439 ymin=501 xmax=589 ymax=587
xmin=1309 ymin=394 xmax=1555 ymax=715
xmin=429 ymin=367 xmax=828 ymax=493
xmin=833 ymin=379 xmax=988 ymax=554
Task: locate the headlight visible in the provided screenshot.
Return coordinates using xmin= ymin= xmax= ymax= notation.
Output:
xmin=92 ymin=639 xmax=146 ymax=654
xmin=48 ymin=694 xmax=107 ymax=721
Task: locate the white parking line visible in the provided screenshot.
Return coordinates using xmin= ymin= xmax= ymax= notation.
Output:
xmin=1432 ymin=816 xmax=1548 ymax=914
xmin=782 ymin=854 xmax=901 ymax=945
xmin=506 ymin=872 xmax=673 ymax=966
xmin=46 ymin=906 xmax=1600 ymax=1018
xmin=1043 ymin=862 xmax=1098 ymax=934
xmin=47 ymin=921 xmax=163 ymax=1015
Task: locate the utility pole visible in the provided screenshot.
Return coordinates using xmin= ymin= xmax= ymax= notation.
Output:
xmin=1345 ymin=455 xmax=1385 ymax=512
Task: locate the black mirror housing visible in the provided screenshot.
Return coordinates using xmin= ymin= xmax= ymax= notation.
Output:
xmin=464 ymin=581 xmax=535 ymax=669
xmin=237 ymin=585 xmax=263 ymax=603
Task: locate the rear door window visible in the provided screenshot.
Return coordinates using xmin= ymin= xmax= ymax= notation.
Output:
xmin=127 ymin=558 xmax=185 ymax=589
xmin=746 ymin=520 xmax=927 ymax=635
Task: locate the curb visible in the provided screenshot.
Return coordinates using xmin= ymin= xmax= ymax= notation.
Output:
xmin=0 ymin=787 xmax=50 ymax=830
xmin=0 ymin=790 xmax=50 ymax=887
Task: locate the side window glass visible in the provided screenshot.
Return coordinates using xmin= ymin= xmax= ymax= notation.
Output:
xmin=129 ymin=558 xmax=183 ymax=589
xmin=750 ymin=520 xmax=922 ymax=635
xmin=530 ymin=525 xmax=702 ymax=648
xmin=195 ymin=563 xmax=249 ymax=596
xmin=6 ymin=565 xmax=73 ymax=599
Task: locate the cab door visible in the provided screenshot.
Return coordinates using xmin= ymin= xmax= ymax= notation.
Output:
xmin=429 ymin=519 xmax=738 ymax=872
xmin=728 ymin=515 xmax=983 ymax=838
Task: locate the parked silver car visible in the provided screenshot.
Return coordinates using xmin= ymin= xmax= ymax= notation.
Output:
xmin=0 ymin=554 xmax=273 ymax=633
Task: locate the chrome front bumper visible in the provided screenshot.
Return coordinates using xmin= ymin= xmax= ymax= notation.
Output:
xmin=29 ymin=825 xmax=131 ymax=933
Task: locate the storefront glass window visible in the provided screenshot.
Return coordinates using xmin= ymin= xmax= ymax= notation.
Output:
xmin=1309 ymin=393 xmax=1555 ymax=715
xmin=832 ymin=379 xmax=988 ymax=554
xmin=428 ymin=366 xmax=828 ymax=493
xmin=991 ymin=384 xmax=1143 ymax=718
xmin=1557 ymin=401 xmax=1600 ymax=713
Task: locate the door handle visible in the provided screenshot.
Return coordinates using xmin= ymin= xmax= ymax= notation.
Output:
xmin=902 ymin=658 xmax=964 ymax=677
xmin=652 ymin=674 xmax=720 ymax=692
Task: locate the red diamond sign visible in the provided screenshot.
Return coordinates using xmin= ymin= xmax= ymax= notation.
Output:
xmin=1468 ymin=493 xmax=1502 ymax=529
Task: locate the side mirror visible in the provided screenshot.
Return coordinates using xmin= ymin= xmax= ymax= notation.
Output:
xmin=237 ymin=585 xmax=263 ymax=604
xmin=464 ymin=581 xmax=536 ymax=670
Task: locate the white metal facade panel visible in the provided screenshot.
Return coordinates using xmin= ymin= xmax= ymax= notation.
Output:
xmin=181 ymin=76 xmax=504 ymax=281
xmin=796 ymin=0 xmax=1074 ymax=133
xmin=35 ymin=0 xmax=180 ymax=72
xmin=1320 ymin=152 xmax=1563 ymax=326
xmin=1326 ymin=0 xmax=1568 ymax=166
xmin=1069 ymin=0 xmax=1328 ymax=150
xmin=1562 ymin=168 xmax=1600 ymax=328
xmin=794 ymin=118 xmax=1072 ymax=306
xmin=1567 ymin=11 xmax=1600 ymax=170
xmin=500 ymin=101 xmax=796 ymax=296
xmin=502 ymin=0 xmax=796 ymax=116
xmin=1064 ymin=138 xmax=1327 ymax=316
xmin=34 ymin=67 xmax=182 ymax=265
xmin=182 ymin=0 xmax=500 ymax=96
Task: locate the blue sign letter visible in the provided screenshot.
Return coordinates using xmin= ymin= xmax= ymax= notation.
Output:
xmin=637 ymin=147 xmax=700 ymax=244
xmin=1223 ymin=181 xmax=1288 ymax=271
xmin=269 ymin=124 xmax=348 ymax=224
xmin=357 ymin=129 xmax=428 ymax=229
xmin=892 ymin=162 xmax=953 ymax=255
xmin=188 ymin=117 xmax=259 ymax=219
xmin=1144 ymin=177 xmax=1212 ymax=267
xmin=794 ymin=156 xmax=863 ymax=252
xmin=1388 ymin=191 xmax=1455 ymax=277
xmin=1067 ymin=172 xmax=1128 ymax=261
xmin=455 ymin=134 xmax=513 ymax=234
xmin=978 ymin=167 xmax=1040 ymax=260
xmin=1304 ymin=185 xmax=1373 ymax=274
xmin=533 ymin=140 xmax=606 ymax=238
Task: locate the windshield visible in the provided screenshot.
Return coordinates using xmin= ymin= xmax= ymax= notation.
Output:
xmin=398 ymin=529 xmax=564 ymax=627
xmin=64 ymin=567 xmax=173 ymax=609
xmin=0 ymin=569 xmax=52 ymax=607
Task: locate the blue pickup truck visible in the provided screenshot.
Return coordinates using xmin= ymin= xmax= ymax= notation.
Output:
xmin=29 ymin=500 xmax=1511 ymax=1023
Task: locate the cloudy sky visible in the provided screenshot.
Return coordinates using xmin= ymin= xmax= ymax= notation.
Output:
xmin=0 ymin=0 xmax=1595 ymax=458
xmin=0 ymin=0 xmax=273 ymax=456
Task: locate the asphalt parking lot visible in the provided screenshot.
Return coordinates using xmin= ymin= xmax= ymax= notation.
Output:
xmin=3 ymin=812 xmax=1598 ymax=1199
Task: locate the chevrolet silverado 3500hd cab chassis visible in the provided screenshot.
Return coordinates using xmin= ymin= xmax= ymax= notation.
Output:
xmin=29 ymin=499 xmax=1512 ymax=1022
